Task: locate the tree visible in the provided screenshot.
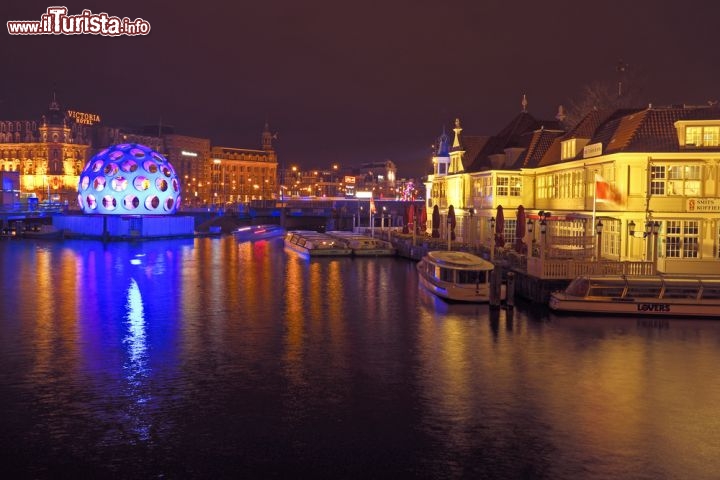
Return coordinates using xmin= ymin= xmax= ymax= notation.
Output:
xmin=563 ymin=61 xmax=648 ymax=130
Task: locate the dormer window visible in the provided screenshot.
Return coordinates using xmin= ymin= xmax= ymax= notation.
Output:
xmin=676 ymin=120 xmax=720 ymax=147
xmin=685 ymin=126 xmax=719 ymax=147
xmin=561 ymin=139 xmax=576 ymax=160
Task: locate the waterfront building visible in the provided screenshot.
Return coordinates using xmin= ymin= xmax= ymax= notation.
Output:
xmin=424 ymin=98 xmax=720 ymax=276
xmin=210 ymin=122 xmax=278 ymax=205
xmin=0 ymin=94 xmax=92 ymax=204
xmin=0 ymin=94 xmax=278 ymax=208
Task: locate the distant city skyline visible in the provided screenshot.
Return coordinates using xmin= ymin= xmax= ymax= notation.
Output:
xmin=2 ymin=0 xmax=718 ymax=179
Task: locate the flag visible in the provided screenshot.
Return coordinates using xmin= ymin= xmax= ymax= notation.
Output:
xmin=369 ymin=197 xmax=377 ymax=214
xmin=595 ymin=173 xmax=623 ymax=204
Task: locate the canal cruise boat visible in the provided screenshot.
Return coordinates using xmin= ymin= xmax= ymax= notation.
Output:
xmin=325 ymin=231 xmax=396 ymax=256
xmin=416 ymin=250 xmax=496 ymax=303
xmin=549 ymin=274 xmax=720 ymax=318
xmin=284 ymin=230 xmax=352 ymax=256
xmin=233 ymin=224 xmax=285 ymax=242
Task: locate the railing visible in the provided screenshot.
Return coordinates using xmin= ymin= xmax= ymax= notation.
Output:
xmin=525 ymin=257 xmax=655 ymax=279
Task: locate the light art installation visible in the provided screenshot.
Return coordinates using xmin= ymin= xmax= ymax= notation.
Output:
xmin=77 ymin=144 xmax=181 ymax=214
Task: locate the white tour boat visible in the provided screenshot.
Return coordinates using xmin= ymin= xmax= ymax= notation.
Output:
xmin=549 ymin=274 xmax=720 ymax=318
xmin=233 ymin=224 xmax=285 ymax=242
xmin=325 ymin=231 xmax=396 ymax=256
xmin=284 ymin=230 xmax=352 ymax=256
xmin=416 ymin=250 xmax=497 ymax=302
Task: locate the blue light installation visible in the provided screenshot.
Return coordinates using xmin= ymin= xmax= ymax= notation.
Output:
xmin=77 ymin=144 xmax=181 ymax=214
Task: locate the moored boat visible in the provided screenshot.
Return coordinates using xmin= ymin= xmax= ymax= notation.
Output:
xmin=21 ymin=224 xmax=65 ymax=240
xmin=284 ymin=230 xmax=352 ymax=256
xmin=549 ymin=274 xmax=720 ymax=318
xmin=416 ymin=250 xmax=496 ymax=302
xmin=325 ymin=231 xmax=396 ymax=256
xmin=233 ymin=224 xmax=285 ymax=242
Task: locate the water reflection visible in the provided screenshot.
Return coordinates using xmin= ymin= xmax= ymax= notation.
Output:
xmin=123 ymin=277 xmax=150 ymax=441
xmin=2 ymin=237 xmax=720 ymax=478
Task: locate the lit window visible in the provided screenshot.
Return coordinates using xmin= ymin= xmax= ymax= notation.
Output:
xmin=650 ymin=166 xmax=665 ymax=195
xmin=664 ymin=220 xmax=699 ymax=258
xmin=685 ymin=126 xmax=720 ymax=147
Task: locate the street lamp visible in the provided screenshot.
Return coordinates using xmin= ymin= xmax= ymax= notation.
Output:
xmin=527 ymin=218 xmax=534 ymax=233
xmin=596 ymin=219 xmax=604 ymax=261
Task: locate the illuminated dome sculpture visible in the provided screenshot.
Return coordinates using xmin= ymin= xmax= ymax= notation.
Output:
xmin=77 ymin=144 xmax=181 ymax=215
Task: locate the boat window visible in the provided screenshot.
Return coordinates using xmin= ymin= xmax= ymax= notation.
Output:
xmin=587 ymin=286 xmax=624 ymax=297
xmin=624 ymin=286 xmax=662 ymax=298
xmin=662 ymin=286 xmax=699 ymax=299
xmin=439 ymin=267 xmax=454 ymax=283
xmin=700 ymin=287 xmax=720 ymax=299
xmin=457 ymin=270 xmax=487 ymax=284
xmin=565 ymin=278 xmax=590 ymax=296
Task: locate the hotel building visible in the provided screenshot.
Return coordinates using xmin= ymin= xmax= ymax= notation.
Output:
xmin=0 ymin=95 xmax=277 ymax=208
xmin=425 ymin=100 xmax=720 ymax=276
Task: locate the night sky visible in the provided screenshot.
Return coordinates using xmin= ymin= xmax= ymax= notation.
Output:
xmin=2 ymin=0 xmax=719 ymax=178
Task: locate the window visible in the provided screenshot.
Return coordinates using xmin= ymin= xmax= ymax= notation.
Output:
xmin=667 ymin=165 xmax=702 ymax=196
xmin=686 ymin=126 xmax=720 ymax=147
xmin=496 ymin=176 xmax=521 ymax=197
xmin=664 ymin=220 xmax=699 ymax=258
xmin=561 ymin=139 xmax=576 ymax=160
xmin=501 ymin=220 xmax=517 ymax=247
xmin=650 ymin=166 xmax=665 ymax=195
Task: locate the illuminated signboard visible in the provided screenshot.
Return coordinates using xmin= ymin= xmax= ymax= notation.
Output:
xmin=67 ymin=110 xmax=101 ymax=125
xmin=356 ymin=191 xmax=373 ymax=198
xmin=181 ymin=150 xmax=198 ymax=157
xmin=583 ymin=142 xmax=602 ymax=158
xmin=344 ymin=175 xmax=356 ymax=184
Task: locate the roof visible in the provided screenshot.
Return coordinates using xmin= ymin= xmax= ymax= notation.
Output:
xmin=465 ymin=112 xmax=564 ymax=172
xmin=539 ymin=104 xmax=720 ymax=166
xmin=521 ymin=128 xmax=565 ymax=168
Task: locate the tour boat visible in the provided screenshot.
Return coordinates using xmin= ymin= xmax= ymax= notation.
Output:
xmin=325 ymin=231 xmax=396 ymax=256
xmin=549 ymin=274 xmax=720 ymax=317
xmin=284 ymin=230 xmax=352 ymax=256
xmin=233 ymin=224 xmax=285 ymax=242
xmin=21 ymin=224 xmax=65 ymax=240
xmin=416 ymin=250 xmax=497 ymax=302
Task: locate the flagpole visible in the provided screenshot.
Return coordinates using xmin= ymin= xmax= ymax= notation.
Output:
xmin=592 ymin=173 xmax=598 ymax=260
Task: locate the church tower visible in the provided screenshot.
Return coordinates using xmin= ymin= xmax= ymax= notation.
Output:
xmin=262 ymin=121 xmax=274 ymax=151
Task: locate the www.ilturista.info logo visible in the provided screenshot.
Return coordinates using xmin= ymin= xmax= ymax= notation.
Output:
xmin=7 ymin=7 xmax=151 ymax=36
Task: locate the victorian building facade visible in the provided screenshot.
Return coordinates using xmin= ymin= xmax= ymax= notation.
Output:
xmin=0 ymin=94 xmax=277 ymax=208
xmin=425 ymin=100 xmax=720 ymax=276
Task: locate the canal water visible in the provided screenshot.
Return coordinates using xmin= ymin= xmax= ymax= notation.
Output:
xmin=1 ymin=236 xmax=719 ymax=479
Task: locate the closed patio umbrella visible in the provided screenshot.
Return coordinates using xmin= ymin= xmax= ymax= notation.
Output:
xmin=432 ymin=205 xmax=440 ymax=238
xmin=419 ymin=205 xmax=427 ymax=234
xmin=448 ymin=205 xmax=456 ymax=241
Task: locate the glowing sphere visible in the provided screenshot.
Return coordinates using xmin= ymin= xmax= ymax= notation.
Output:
xmin=77 ymin=144 xmax=181 ymax=215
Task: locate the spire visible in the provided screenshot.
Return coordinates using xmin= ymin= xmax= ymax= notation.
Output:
xmin=262 ymin=120 xmax=274 ymax=151
xmin=556 ymin=105 xmax=566 ymax=123
xmin=437 ymin=126 xmax=449 ymax=156
xmin=49 ymin=90 xmax=60 ymax=111
xmin=521 ymin=94 xmax=528 ymax=113
xmin=452 ymin=118 xmax=462 ymax=149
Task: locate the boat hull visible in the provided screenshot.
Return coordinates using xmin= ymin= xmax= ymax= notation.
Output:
xmin=549 ymin=293 xmax=720 ymax=318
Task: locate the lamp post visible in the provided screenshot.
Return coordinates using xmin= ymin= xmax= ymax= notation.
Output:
xmin=489 ymin=216 xmax=496 ymax=260
xmin=447 ymin=215 xmax=452 ymax=251
xmin=596 ymin=219 xmax=604 ymax=261
xmin=651 ymin=221 xmax=660 ymax=273
xmin=527 ymin=218 xmax=534 ymax=255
